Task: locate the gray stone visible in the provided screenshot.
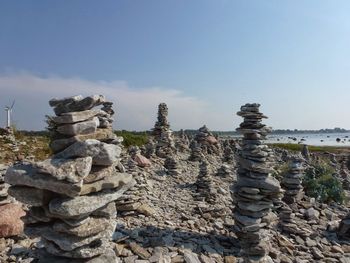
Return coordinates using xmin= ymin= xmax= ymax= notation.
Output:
xmin=35 ymin=157 xmax=92 ymax=183
xmin=49 ymin=177 xmax=135 ymax=218
xmin=8 ymin=186 xmax=53 ymax=206
xmin=52 ymin=110 xmax=101 ymax=124
xmin=56 ymin=118 xmax=99 ymax=136
xmin=5 ymin=163 xmax=83 ymax=197
xmin=54 ymin=139 xmax=121 ymax=166
xmin=51 ymin=95 xmax=106 ymax=115
xmin=42 ymin=222 xmax=115 ymax=251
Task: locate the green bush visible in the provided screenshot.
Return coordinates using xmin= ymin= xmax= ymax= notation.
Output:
xmin=115 ymin=130 xmax=149 ymax=148
xmin=303 ymin=161 xmax=346 ymax=204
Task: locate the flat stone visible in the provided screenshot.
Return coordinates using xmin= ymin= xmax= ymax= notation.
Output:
xmin=56 ymin=118 xmax=99 ymax=136
xmin=83 ymin=166 xmax=114 ymax=184
xmin=42 ymin=238 xmax=109 ymax=259
xmin=49 ymin=177 xmax=135 ymax=218
xmin=80 ymin=173 xmax=132 ymax=195
xmin=52 ymin=110 xmax=101 ymax=124
xmin=237 ymin=176 xmax=281 ymax=194
xmin=53 ymin=217 xmax=112 ymax=237
xmin=54 ymin=139 xmax=121 ymax=166
xmin=49 ymin=95 xmax=83 ymax=107
xmin=91 ymin=202 xmax=116 ymax=218
xmin=35 ymin=157 xmax=92 ymax=183
xmin=51 ymin=95 xmax=105 ymax=115
xmin=0 ymin=204 xmax=25 ymax=237
xmin=42 ymin=222 xmax=115 ymax=251
xmin=129 ymin=242 xmax=151 ymax=259
xmin=5 ymin=163 xmax=83 ymax=197
xmin=8 ymin=186 xmax=53 ymax=206
xmin=183 ymin=250 xmax=201 ymax=263
xmin=50 ymin=128 xmax=117 ymax=153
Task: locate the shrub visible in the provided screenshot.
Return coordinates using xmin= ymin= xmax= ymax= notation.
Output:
xmin=115 ymin=130 xmax=149 ymax=148
xmin=303 ymin=161 xmax=346 ymax=204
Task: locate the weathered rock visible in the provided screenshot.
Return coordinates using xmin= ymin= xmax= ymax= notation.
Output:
xmin=52 ymin=110 xmax=101 ymax=124
xmin=56 ymin=117 xmax=99 ymax=136
xmin=8 ymin=186 xmax=53 ymax=206
xmin=35 ymin=157 xmax=93 ymax=183
xmin=0 ymin=204 xmax=25 ymax=237
xmin=49 ymin=177 xmax=136 ymax=218
xmin=51 ymin=95 xmax=106 ymax=115
xmin=54 ymin=139 xmax=121 ymax=166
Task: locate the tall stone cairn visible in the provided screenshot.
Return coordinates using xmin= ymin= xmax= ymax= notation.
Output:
xmin=282 ymin=157 xmax=304 ymax=204
xmin=234 ymin=103 xmax=282 ymax=263
xmin=5 ymin=95 xmax=136 ymax=262
xmin=152 ymin=103 xmax=175 ymax=157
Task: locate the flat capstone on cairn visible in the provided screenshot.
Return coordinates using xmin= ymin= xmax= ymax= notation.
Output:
xmin=234 ymin=103 xmax=283 ymax=263
xmin=282 ymin=156 xmax=305 ymax=204
xmin=152 ymin=103 xmax=175 ymax=157
xmin=5 ymin=95 xmax=136 ymax=262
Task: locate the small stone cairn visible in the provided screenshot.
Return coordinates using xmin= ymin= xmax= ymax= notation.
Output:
xmin=152 ymin=103 xmax=175 ymax=157
xmin=301 ymin=144 xmax=310 ymax=161
xmin=281 ymin=157 xmax=304 ymax=204
xmin=164 ymin=156 xmax=180 ymax=176
xmin=195 ymin=160 xmax=216 ymax=204
xmin=234 ymin=103 xmax=282 ymax=262
xmin=0 ymin=164 xmax=10 ymax=205
xmin=216 ymin=164 xmax=233 ymax=179
xmin=175 ymin=129 xmax=190 ymax=151
xmin=5 ymin=95 xmax=136 ymax=261
xmin=195 ymin=125 xmax=220 ymax=155
xmin=189 ymin=140 xmax=204 ymax=161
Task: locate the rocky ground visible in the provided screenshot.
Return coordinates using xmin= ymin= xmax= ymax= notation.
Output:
xmin=1 ymin=137 xmax=350 ymax=262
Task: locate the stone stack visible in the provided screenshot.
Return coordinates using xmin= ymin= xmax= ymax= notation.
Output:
xmin=223 ymin=145 xmax=234 ymax=163
xmin=144 ymin=138 xmax=156 ymax=159
xmin=152 ymin=103 xmax=175 ymax=157
xmin=164 ymin=156 xmax=180 ymax=176
xmin=5 ymin=95 xmax=136 ymax=262
xmin=278 ymin=203 xmax=304 ymax=235
xmin=195 ymin=160 xmax=216 ymax=204
xmin=216 ymin=164 xmax=233 ymax=179
xmin=301 ymin=144 xmax=310 ymax=161
xmin=0 ymin=164 xmax=10 ymax=205
xmin=176 ymin=129 xmax=190 ymax=151
xmin=234 ymin=103 xmax=282 ymax=263
xmin=189 ymin=140 xmax=204 ymax=162
xmin=282 ymin=157 xmax=304 ymax=204
xmin=195 ymin=125 xmax=220 ymax=155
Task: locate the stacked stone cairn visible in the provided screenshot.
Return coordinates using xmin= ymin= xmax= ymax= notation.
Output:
xmin=195 ymin=125 xmax=220 ymax=155
xmin=144 ymin=138 xmax=156 ymax=159
xmin=164 ymin=156 xmax=180 ymax=176
xmin=223 ymin=144 xmax=234 ymax=163
xmin=175 ymin=129 xmax=190 ymax=151
xmin=189 ymin=140 xmax=204 ymax=162
xmin=152 ymin=103 xmax=175 ymax=157
xmin=216 ymin=164 xmax=233 ymax=179
xmin=195 ymin=160 xmax=216 ymax=204
xmin=282 ymin=157 xmax=305 ymax=204
xmin=0 ymin=164 xmax=10 ymax=205
xmin=234 ymin=103 xmax=282 ymax=263
xmin=5 ymin=95 xmax=136 ymax=261
xmin=301 ymin=144 xmax=310 ymax=161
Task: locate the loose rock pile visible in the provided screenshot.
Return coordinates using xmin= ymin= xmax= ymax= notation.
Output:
xmin=234 ymin=103 xmax=282 ymax=262
xmin=282 ymin=157 xmax=305 ymax=204
xmin=216 ymin=164 xmax=233 ymax=179
xmin=5 ymin=95 xmax=136 ymax=261
xmin=152 ymin=103 xmax=175 ymax=157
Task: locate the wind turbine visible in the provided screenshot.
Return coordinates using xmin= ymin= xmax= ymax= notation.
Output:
xmin=5 ymin=100 xmax=15 ymax=128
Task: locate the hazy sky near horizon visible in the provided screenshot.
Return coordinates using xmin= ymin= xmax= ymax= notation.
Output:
xmin=1 ymin=0 xmax=350 ymax=131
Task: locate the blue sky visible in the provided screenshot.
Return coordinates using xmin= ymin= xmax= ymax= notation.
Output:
xmin=0 ymin=1 xmax=350 ymax=131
